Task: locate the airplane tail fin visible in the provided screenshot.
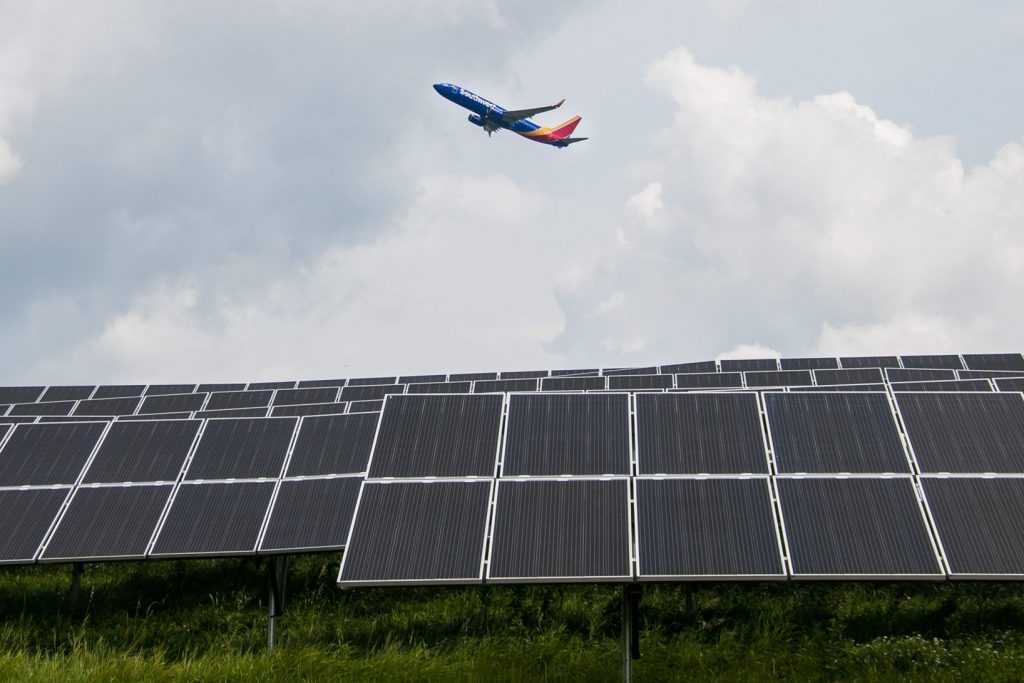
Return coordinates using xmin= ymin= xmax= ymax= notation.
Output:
xmin=548 ymin=115 xmax=582 ymax=140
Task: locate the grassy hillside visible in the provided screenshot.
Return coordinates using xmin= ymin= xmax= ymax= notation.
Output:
xmin=1 ymin=556 xmax=1023 ymax=681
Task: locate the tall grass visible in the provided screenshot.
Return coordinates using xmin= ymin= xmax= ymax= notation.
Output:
xmin=0 ymin=558 xmax=1022 ymax=680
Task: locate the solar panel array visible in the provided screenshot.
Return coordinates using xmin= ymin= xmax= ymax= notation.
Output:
xmin=1 ymin=352 xmax=1024 ymax=584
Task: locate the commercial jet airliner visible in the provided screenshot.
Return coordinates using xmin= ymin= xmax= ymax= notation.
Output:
xmin=433 ymin=83 xmax=587 ymax=148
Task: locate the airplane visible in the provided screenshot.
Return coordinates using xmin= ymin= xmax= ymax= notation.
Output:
xmin=433 ymin=83 xmax=587 ymax=148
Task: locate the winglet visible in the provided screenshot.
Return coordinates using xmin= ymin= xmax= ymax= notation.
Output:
xmin=555 ymin=98 xmax=565 ymax=108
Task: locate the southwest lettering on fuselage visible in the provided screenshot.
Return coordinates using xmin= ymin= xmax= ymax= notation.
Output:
xmin=433 ymin=83 xmax=587 ymax=149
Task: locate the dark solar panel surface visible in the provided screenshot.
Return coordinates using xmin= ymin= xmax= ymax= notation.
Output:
xmin=270 ymin=403 xmax=346 ymax=417
xmin=93 ymin=385 xmax=145 ymax=399
xmin=347 ymin=377 xmax=397 ymax=386
xmin=636 ymin=393 xmax=767 ymax=474
xmin=73 ymin=397 xmax=140 ymax=416
xmin=405 ymin=382 xmax=473 ymax=394
xmin=204 ymin=390 xmax=273 ymax=411
xmin=551 ymin=368 xmax=601 ymax=377
xmin=399 ymin=374 xmax=447 ymax=384
xmin=765 ymin=393 xmax=910 ymax=473
xmin=541 ymin=376 xmax=606 ymax=392
xmin=260 ymin=477 xmax=362 ymax=552
xmin=814 ymin=368 xmax=884 ymax=385
xmin=185 ymin=418 xmax=297 ymax=480
xmin=41 ymin=485 xmax=172 ymax=561
xmin=296 ymin=379 xmax=347 ymax=389
xmin=840 ymin=356 xmax=900 ymax=369
xmin=608 ymin=375 xmax=673 ymax=390
xmin=340 ymin=385 xmax=404 ymax=402
xmin=503 ymin=394 xmax=630 ymax=476
xmin=473 ymin=379 xmax=538 ymax=393
xmin=897 ymin=393 xmax=1024 ymax=473
xmin=83 ymin=419 xmax=200 ymax=483
xmin=197 ymin=407 xmax=271 ymax=419
xmin=40 ymin=386 xmax=94 ymax=402
xmin=146 ymin=384 xmax=196 ymax=396
xmin=958 ymin=370 xmax=1024 ymax=380
xmin=449 ymin=372 xmax=497 ymax=382
xmin=287 ymin=413 xmax=378 ymax=476
xmin=197 ymin=383 xmax=246 ymax=392
xmin=891 ymin=380 xmax=992 ymax=392
xmin=0 ymin=387 xmax=45 ymax=403
xmin=887 ymin=368 xmax=957 ymax=382
xmin=248 ymin=381 xmax=296 ymax=390
xmin=744 ymin=370 xmax=812 ymax=387
xmin=272 ymin=387 xmax=338 ymax=406
xmin=921 ymin=477 xmax=1024 ymax=576
xmin=348 ymin=400 xmax=384 ymax=414
xmin=962 ymin=354 xmax=1024 ymax=371
xmin=10 ymin=401 xmax=75 ymax=416
xmin=777 ymin=477 xmax=940 ymax=577
xmin=150 ymin=481 xmax=275 ymax=556
xmin=489 ymin=479 xmax=630 ymax=580
xmin=660 ymin=361 xmax=717 ymax=374
xmin=790 ymin=384 xmax=887 ymax=392
xmin=676 ymin=373 xmax=743 ymax=389
xmin=996 ymin=378 xmax=1024 ymax=392
xmin=0 ymin=422 xmax=107 ymax=486
xmin=0 ymin=488 xmax=70 ymax=563
xmin=138 ymin=393 xmax=207 ymax=415
xmin=368 ymin=395 xmax=502 ymax=478
xmin=720 ymin=359 xmax=777 ymax=372
xmin=780 ymin=357 xmax=839 ymax=370
xmin=603 ymin=367 xmax=658 ymax=377
xmin=901 ymin=354 xmax=964 ymax=370
xmin=636 ymin=478 xmax=782 ymax=578
xmin=499 ymin=370 xmax=549 ymax=380
xmin=339 ymin=480 xmax=491 ymax=584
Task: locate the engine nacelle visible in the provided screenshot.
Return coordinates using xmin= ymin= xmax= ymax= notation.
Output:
xmin=467 ymin=113 xmax=484 ymax=127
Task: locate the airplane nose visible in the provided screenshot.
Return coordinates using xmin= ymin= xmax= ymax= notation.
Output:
xmin=433 ymin=83 xmax=445 ymax=94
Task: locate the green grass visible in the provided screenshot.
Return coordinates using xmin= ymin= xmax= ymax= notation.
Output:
xmin=1 ymin=557 xmax=1023 ymax=680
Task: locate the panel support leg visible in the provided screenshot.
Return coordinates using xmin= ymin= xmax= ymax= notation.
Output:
xmin=267 ymin=556 xmax=288 ymax=651
xmin=621 ymin=584 xmax=642 ymax=682
xmin=69 ymin=562 xmax=85 ymax=603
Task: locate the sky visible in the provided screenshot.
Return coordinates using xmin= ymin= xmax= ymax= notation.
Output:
xmin=1 ymin=0 xmax=1022 ymax=383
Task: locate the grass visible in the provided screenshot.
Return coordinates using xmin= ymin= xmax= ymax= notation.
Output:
xmin=1 ymin=557 xmax=1023 ymax=680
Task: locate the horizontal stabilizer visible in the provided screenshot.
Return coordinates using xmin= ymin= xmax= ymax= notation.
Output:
xmin=553 ymin=136 xmax=587 ymax=148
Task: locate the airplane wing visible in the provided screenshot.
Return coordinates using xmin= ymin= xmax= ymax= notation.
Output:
xmin=501 ymin=99 xmax=565 ymax=123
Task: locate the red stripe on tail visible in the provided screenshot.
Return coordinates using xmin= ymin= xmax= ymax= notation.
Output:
xmin=549 ymin=116 xmax=581 ymax=140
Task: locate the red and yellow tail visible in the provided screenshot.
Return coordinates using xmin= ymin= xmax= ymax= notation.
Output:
xmin=548 ymin=115 xmax=581 ymax=140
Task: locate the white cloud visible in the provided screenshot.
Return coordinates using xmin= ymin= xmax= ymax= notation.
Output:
xmin=717 ymin=343 xmax=780 ymax=361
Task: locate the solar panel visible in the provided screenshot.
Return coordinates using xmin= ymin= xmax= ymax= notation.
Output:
xmin=635 ymin=478 xmax=783 ymax=579
xmin=0 ymin=406 xmax=9 ymax=417
xmin=398 ymin=374 xmax=447 ymax=384
xmin=901 ymin=354 xmax=964 ymax=370
xmin=368 ymin=395 xmax=502 ymax=478
xmin=839 ymin=356 xmax=900 ymax=369
xmin=959 ymin=370 xmax=1024 ymax=380
xmin=488 ymin=479 xmax=631 ymax=582
xmin=347 ymin=377 xmax=398 ymax=386
xmin=473 ymin=379 xmax=538 ymax=393
xmin=995 ymin=378 xmax=1024 ymax=392
xmin=259 ymin=477 xmax=362 ymax=553
xmin=765 ymin=393 xmax=910 ymax=474
xmin=146 ymin=384 xmax=197 ymax=396
xmin=82 ymin=419 xmax=200 ymax=483
xmin=499 ymin=370 xmax=549 ymax=380
xmin=744 ymin=370 xmax=813 ymax=388
xmin=0 ymin=387 xmax=45 ymax=403
xmin=541 ymin=376 xmax=606 ymax=392
xmin=920 ymin=477 xmax=1024 ymax=578
xmin=248 ymin=381 xmax=297 ymax=390
xmin=814 ymin=368 xmax=884 ymax=385
xmin=184 ymin=417 xmax=297 ymax=480
xmin=150 ymin=481 xmax=275 ymax=557
xmin=272 ymin=387 xmax=339 ymax=406
xmin=338 ymin=480 xmax=492 ymax=585
xmin=137 ymin=393 xmax=208 ymax=415
xmin=449 ymin=372 xmax=497 ymax=382
xmin=270 ymin=403 xmax=346 ymax=417
xmin=9 ymin=401 xmax=75 ymax=417
xmin=0 ymin=416 xmax=38 ymax=424
xmin=348 ymin=400 xmax=384 ymax=414
xmin=887 ymin=368 xmax=957 ymax=383
xmin=635 ymin=393 xmax=767 ymax=474
xmin=72 ymin=397 xmax=141 ymax=416
xmin=286 ymin=413 xmax=378 ymax=476
xmin=197 ymin=383 xmax=247 ymax=392
xmin=40 ymin=386 xmax=94 ymax=402
xmin=196 ymin=407 xmax=270 ymax=419
xmin=962 ymin=353 xmax=1024 ymax=371
xmin=93 ymin=385 xmax=145 ymax=399
xmin=0 ymin=487 xmax=71 ymax=564
xmin=776 ymin=477 xmax=942 ymax=578
xmin=789 ymin=384 xmax=887 ymax=392
xmin=405 ymin=382 xmax=473 ymax=394
xmin=551 ymin=368 xmax=601 ymax=377
xmin=608 ymin=375 xmax=673 ymax=390
xmin=340 ymin=385 xmax=404 ymax=402
xmin=121 ymin=413 xmax=192 ymax=421
xmin=603 ymin=367 xmax=659 ymax=377
xmin=660 ymin=361 xmax=717 ymax=374
xmin=891 ymin=380 xmax=992 ymax=392
xmin=40 ymin=484 xmax=173 ymax=561
xmin=503 ymin=394 xmax=630 ymax=476
xmin=0 ymin=422 xmax=107 ymax=486
xmin=204 ymin=390 xmax=273 ymax=411
xmin=779 ymin=357 xmax=839 ymax=371
xmin=675 ymin=372 xmax=743 ymax=390
xmin=720 ymin=359 xmax=778 ymax=372
xmin=296 ymin=379 xmax=347 ymax=389
xmin=896 ymin=393 xmax=1024 ymax=473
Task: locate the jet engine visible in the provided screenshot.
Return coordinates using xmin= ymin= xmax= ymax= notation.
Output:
xmin=467 ymin=114 xmax=484 ymax=127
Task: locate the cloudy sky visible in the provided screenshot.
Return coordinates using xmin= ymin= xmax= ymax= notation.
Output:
xmin=1 ymin=1 xmax=1022 ymax=383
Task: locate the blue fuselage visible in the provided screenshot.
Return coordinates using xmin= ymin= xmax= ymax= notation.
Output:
xmin=433 ymin=83 xmax=543 ymax=135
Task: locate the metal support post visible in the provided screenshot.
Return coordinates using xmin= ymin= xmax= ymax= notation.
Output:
xmin=69 ymin=562 xmax=85 ymax=603
xmin=267 ymin=556 xmax=288 ymax=650
xmin=621 ymin=584 xmax=642 ymax=682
